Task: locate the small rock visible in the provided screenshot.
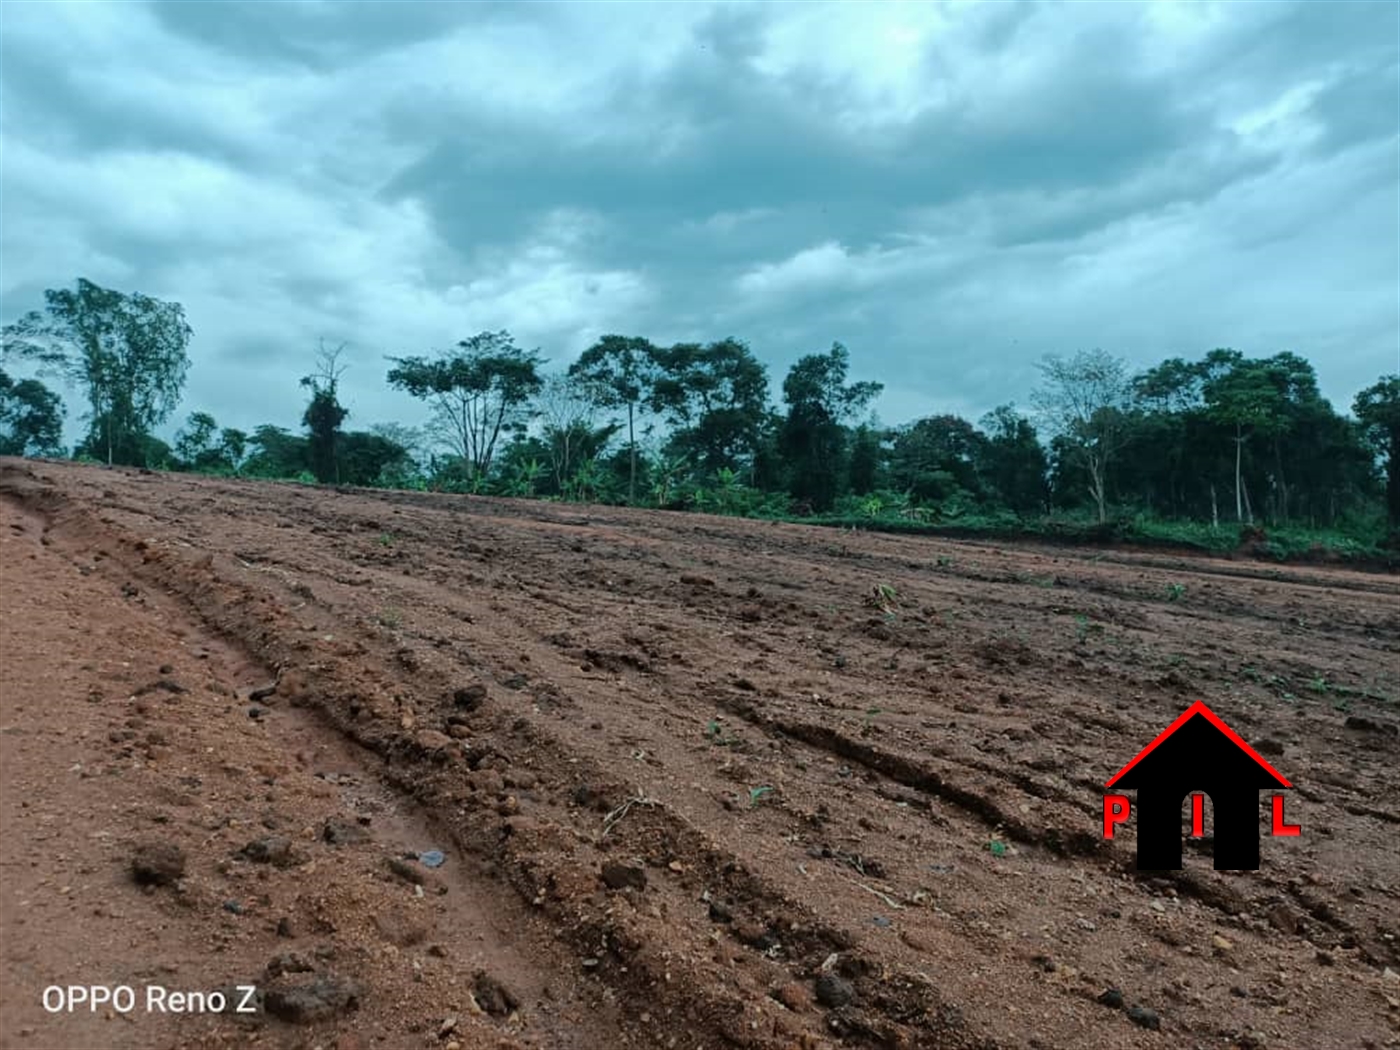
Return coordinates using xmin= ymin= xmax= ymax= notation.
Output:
xmin=1314 ymin=950 xmax=1334 ymax=966
xmin=447 ymin=724 xmax=471 ymax=739
xmin=1127 ymin=1005 xmax=1160 ymax=1030
xmin=1344 ymin=715 xmax=1398 ymax=736
xmin=600 ymin=864 xmax=647 ymax=891
xmin=418 ymin=849 xmax=446 ymax=868
xmin=248 ymin=706 xmax=266 ymax=720
xmin=241 ymin=836 xmax=296 ymax=867
xmin=472 ymin=972 xmax=519 ymax=1016
xmin=222 ymin=900 xmax=244 ymax=915
xmin=453 ymin=684 xmax=487 ymax=711
xmin=416 ymin=730 xmax=453 ymax=755
xmin=438 ymin=1016 xmax=458 ymax=1038
xmin=1212 ymin=934 xmax=1234 ymax=951
xmin=276 ymin=917 xmax=296 ymax=938
xmin=264 ymin=952 xmax=314 ymax=978
xmin=387 ymin=857 xmax=424 ymax=885
xmin=1267 ymin=904 xmax=1302 ymax=935
xmin=321 ymin=820 xmax=369 ymax=846
xmin=1230 ymin=985 xmax=1248 ymax=998
xmin=1096 ymin=988 xmax=1124 ymax=1009
xmin=708 ymin=900 xmax=733 ymax=924
xmin=263 ymin=974 xmax=362 ymax=1024
xmin=131 ymin=842 xmax=186 ymax=886
xmin=814 ymin=973 xmax=856 ymax=1008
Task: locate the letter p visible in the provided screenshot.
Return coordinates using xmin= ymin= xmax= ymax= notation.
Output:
xmin=1103 ymin=794 xmax=1131 ymax=838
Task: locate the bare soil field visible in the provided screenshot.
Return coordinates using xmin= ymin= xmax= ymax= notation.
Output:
xmin=2 ymin=458 xmax=1398 ymax=1050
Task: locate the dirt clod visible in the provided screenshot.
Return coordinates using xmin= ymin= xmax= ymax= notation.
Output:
xmin=264 ymin=973 xmax=363 ymax=1024
xmin=1127 ymin=1005 xmax=1161 ymax=1030
xmin=472 ymin=971 xmax=519 ymax=1016
xmin=322 ymin=819 xmax=369 ymax=846
xmin=240 ymin=835 xmax=296 ymax=867
xmin=814 ymin=973 xmax=856 ymax=1008
xmin=600 ymin=863 xmax=647 ymax=891
xmin=453 ymin=684 xmax=487 ymax=710
xmin=130 ymin=842 xmax=186 ymax=886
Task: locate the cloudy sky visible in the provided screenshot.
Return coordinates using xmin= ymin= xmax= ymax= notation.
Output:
xmin=2 ymin=0 xmax=1397 ymax=444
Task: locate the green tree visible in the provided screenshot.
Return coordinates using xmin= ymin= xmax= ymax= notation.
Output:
xmin=0 ymin=369 xmax=65 ymax=456
xmin=219 ymin=428 xmax=248 ymax=474
xmin=173 ymin=410 xmax=219 ymax=470
xmin=387 ymin=331 xmax=544 ymax=482
xmin=779 ymin=343 xmax=882 ymax=512
xmin=651 ymin=338 xmax=770 ymax=481
xmin=1354 ymin=375 xmax=1400 ymax=529
xmin=2 ymin=278 xmax=191 ymax=466
xmin=1032 ymin=350 xmax=1130 ymax=522
xmin=243 ymin=425 xmax=310 ymax=479
xmin=977 ymin=404 xmax=1048 ymax=516
xmin=337 ymin=430 xmax=412 ymax=487
xmin=889 ymin=414 xmax=987 ymax=504
xmin=847 ymin=422 xmax=883 ymax=496
xmin=301 ymin=342 xmax=349 ymax=484
xmin=568 ymin=335 xmax=659 ymax=502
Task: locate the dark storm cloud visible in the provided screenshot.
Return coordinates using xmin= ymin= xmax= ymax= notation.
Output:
xmin=0 ymin=0 xmax=1395 ymax=442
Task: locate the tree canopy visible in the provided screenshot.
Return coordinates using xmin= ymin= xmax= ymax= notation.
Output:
xmin=2 ymin=278 xmax=191 ymax=466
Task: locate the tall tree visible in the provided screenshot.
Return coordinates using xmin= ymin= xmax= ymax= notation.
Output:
xmin=1032 ymin=349 xmax=1130 ymax=522
xmin=1354 ymin=375 xmax=1400 ymax=530
xmin=387 ymin=331 xmax=544 ymax=481
xmin=568 ymin=335 xmax=659 ymax=502
xmin=537 ymin=374 xmax=617 ymax=494
xmin=173 ymin=410 xmax=219 ymax=470
xmin=651 ymin=338 xmax=770 ymax=480
xmin=889 ymin=414 xmax=987 ymax=503
xmin=301 ymin=342 xmax=349 ymax=484
xmin=779 ymin=343 xmax=882 ymax=511
xmin=977 ymin=404 xmax=1048 ymax=516
xmin=1202 ymin=353 xmax=1287 ymax=524
xmin=243 ymin=425 xmax=310 ymax=479
xmin=0 ymin=369 xmax=65 ymax=456
xmin=1 ymin=278 xmax=191 ymax=466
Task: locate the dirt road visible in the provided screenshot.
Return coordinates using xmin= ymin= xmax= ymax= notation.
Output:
xmin=2 ymin=459 xmax=1397 ymax=1049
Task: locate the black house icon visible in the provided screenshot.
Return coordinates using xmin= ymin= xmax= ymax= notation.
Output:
xmin=1106 ymin=701 xmax=1291 ymax=870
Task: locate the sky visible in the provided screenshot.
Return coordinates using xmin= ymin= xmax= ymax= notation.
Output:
xmin=2 ymin=0 xmax=1397 ymax=446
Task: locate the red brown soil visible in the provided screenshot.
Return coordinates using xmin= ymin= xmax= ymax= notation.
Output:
xmin=1 ymin=458 xmax=1397 ymax=1050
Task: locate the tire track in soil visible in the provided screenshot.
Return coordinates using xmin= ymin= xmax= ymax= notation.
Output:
xmin=0 ymin=465 xmax=994 ymax=1050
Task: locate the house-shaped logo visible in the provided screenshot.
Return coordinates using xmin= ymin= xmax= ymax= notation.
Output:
xmin=1103 ymin=701 xmax=1300 ymax=870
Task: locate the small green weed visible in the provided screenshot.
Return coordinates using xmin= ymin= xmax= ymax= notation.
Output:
xmin=748 ymin=785 xmax=775 ymax=808
xmin=1164 ymin=582 xmax=1186 ymax=602
xmin=378 ymin=532 xmax=396 ymax=547
xmin=705 ymin=719 xmax=738 ymax=747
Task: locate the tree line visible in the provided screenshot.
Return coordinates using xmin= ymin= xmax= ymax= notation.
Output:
xmin=3 ymin=278 xmax=1397 ymax=546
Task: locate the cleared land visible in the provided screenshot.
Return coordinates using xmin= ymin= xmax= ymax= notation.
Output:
xmin=1 ymin=458 xmax=1398 ymax=1050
